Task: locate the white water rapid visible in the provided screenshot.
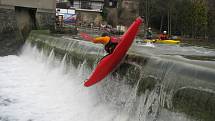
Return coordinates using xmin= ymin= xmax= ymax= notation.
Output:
xmin=0 ymin=43 xmax=194 ymax=121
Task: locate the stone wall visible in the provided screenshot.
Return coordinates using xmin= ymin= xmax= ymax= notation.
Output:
xmin=76 ymin=10 xmax=103 ymax=26
xmin=0 ymin=6 xmax=23 ymax=56
xmin=36 ymin=10 xmax=55 ymax=30
xmin=0 ymin=5 xmax=55 ymax=56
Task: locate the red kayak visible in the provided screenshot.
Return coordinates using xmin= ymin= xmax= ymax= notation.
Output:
xmin=84 ymin=17 xmax=143 ymax=87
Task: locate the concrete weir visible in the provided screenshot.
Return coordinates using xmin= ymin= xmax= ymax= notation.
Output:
xmin=27 ymin=30 xmax=215 ymax=121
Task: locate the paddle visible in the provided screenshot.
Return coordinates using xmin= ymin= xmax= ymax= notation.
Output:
xmin=80 ymin=32 xmax=95 ymax=42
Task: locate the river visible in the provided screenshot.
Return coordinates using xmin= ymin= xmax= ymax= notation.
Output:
xmin=0 ymin=40 xmax=214 ymax=121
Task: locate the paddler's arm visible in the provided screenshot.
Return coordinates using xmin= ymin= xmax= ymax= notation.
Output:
xmin=93 ymin=36 xmax=110 ymax=45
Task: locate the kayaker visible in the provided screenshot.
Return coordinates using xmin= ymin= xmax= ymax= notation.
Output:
xmin=146 ymin=27 xmax=153 ymax=39
xmin=92 ymin=33 xmax=119 ymax=54
xmin=159 ymin=31 xmax=169 ymax=40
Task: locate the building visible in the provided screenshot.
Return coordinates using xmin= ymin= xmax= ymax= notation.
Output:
xmin=56 ymin=0 xmax=141 ymax=28
xmin=56 ymin=0 xmax=104 ymax=11
xmin=73 ymin=0 xmax=104 ymax=11
xmin=0 ymin=0 xmax=56 ymax=31
xmin=0 ymin=0 xmax=56 ymax=55
xmin=55 ymin=0 xmax=105 ymax=26
xmin=69 ymin=0 xmax=105 ymax=26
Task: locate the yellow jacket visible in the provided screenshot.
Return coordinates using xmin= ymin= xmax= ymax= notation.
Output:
xmin=93 ymin=36 xmax=111 ymax=45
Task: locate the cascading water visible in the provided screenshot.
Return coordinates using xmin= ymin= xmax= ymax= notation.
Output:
xmin=0 ymin=42 xmax=197 ymax=121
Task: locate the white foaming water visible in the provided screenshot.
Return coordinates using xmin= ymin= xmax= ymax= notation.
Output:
xmin=135 ymin=42 xmax=155 ymax=48
xmin=145 ymin=42 xmax=155 ymax=47
xmin=0 ymin=43 xmax=194 ymax=121
xmin=0 ymin=43 xmax=117 ymax=121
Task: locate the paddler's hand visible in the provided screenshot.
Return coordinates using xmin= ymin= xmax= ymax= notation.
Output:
xmin=140 ymin=16 xmax=144 ymax=23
